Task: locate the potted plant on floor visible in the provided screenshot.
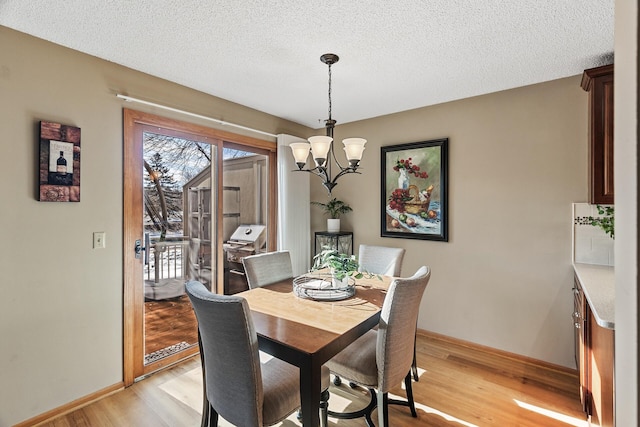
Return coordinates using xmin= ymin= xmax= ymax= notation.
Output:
xmin=311 ymin=198 xmax=352 ymax=232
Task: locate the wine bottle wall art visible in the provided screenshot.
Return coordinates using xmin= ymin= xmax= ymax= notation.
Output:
xmin=38 ymin=121 xmax=81 ymax=202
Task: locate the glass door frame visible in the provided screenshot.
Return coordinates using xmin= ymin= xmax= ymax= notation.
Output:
xmin=123 ymin=109 xmax=277 ymax=385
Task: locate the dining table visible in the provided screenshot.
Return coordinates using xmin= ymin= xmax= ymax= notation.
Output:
xmin=238 ymin=272 xmax=393 ymax=427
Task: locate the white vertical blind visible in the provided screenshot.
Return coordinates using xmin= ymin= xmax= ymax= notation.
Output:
xmin=277 ymin=134 xmax=310 ymax=275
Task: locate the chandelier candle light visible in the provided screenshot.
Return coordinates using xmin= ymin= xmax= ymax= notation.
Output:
xmin=289 ymin=54 xmax=367 ymax=194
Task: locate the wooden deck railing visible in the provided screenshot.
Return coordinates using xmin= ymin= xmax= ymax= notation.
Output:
xmin=144 ymin=237 xmax=190 ymax=284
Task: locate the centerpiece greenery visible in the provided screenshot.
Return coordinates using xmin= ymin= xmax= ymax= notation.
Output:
xmin=588 ymin=205 xmax=614 ymax=239
xmin=312 ymin=248 xmax=360 ymax=281
xmin=312 ymin=248 xmax=380 ymax=282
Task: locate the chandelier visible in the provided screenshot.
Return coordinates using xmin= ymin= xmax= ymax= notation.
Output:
xmin=289 ymin=54 xmax=367 ymax=194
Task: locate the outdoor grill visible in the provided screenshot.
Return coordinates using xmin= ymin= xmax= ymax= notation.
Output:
xmin=223 ymin=224 xmax=266 ymax=294
xmin=224 ymin=224 xmax=266 ymax=262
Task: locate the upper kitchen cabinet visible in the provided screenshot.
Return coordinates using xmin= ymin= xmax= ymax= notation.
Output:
xmin=581 ymin=64 xmax=614 ymax=204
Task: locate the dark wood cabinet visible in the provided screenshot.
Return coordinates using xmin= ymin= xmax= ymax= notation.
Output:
xmin=573 ymin=278 xmax=589 ymax=414
xmin=573 ymin=275 xmax=615 ymax=427
xmin=581 ymin=64 xmax=614 ymax=204
xmin=588 ymin=304 xmax=615 ymax=427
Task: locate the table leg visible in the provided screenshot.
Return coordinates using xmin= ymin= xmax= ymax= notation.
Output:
xmin=299 ymin=359 xmax=322 ymax=427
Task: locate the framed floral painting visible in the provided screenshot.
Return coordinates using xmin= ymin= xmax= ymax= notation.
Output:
xmin=381 ymin=138 xmax=448 ymax=241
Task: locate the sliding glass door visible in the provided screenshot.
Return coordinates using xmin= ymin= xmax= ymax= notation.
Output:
xmin=123 ymin=109 xmax=278 ymax=384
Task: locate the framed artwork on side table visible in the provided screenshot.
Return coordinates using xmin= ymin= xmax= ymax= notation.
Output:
xmin=38 ymin=121 xmax=81 ymax=202
xmin=381 ymin=138 xmax=448 ymax=241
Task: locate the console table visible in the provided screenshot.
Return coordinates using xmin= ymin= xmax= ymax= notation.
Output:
xmin=314 ymin=231 xmax=353 ymax=256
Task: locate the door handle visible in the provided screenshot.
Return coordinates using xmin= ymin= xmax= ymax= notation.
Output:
xmin=134 ymin=239 xmax=145 ymax=259
xmin=135 ymin=235 xmax=151 ymax=264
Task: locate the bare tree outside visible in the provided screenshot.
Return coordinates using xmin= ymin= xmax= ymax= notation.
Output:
xmin=143 ymin=133 xmax=212 ymax=185
xmin=143 ymin=152 xmax=182 ymax=238
xmin=142 ymin=132 xmax=252 ymax=240
xmin=143 ymin=133 xmax=212 ymax=240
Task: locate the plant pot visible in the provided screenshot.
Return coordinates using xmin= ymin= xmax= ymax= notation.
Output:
xmin=330 ymin=269 xmax=349 ymax=288
xmin=327 ymin=218 xmax=340 ymax=232
xmin=332 ymin=275 xmax=349 ymax=288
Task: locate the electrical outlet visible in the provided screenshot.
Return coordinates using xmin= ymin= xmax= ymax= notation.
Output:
xmin=93 ymin=232 xmax=106 ymax=249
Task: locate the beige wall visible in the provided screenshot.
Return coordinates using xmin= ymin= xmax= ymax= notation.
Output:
xmin=312 ymin=76 xmax=589 ymax=368
xmin=0 ymin=27 xmax=309 ymax=426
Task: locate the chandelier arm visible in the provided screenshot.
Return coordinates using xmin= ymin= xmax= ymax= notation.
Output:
xmin=325 ymin=119 xmax=350 ymax=171
xmin=291 ymin=165 xmax=331 ymax=180
xmin=328 ymin=166 xmax=361 ymax=186
xmin=328 ymin=141 xmax=350 ymax=171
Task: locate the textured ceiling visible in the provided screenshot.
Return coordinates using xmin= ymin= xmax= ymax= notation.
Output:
xmin=0 ymin=0 xmax=614 ymax=128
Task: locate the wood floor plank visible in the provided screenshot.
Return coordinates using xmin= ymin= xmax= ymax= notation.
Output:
xmin=144 ymin=295 xmax=198 ymax=355
xmin=38 ymin=332 xmax=588 ymax=427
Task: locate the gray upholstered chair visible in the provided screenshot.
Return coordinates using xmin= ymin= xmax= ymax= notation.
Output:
xmin=358 ymin=244 xmax=405 ymax=277
xmin=356 ymin=244 xmax=419 ymax=382
xmin=242 ymin=251 xmax=293 ymax=289
xmin=326 ymin=266 xmax=431 ymax=427
xmin=186 ymin=281 xmax=330 ymax=427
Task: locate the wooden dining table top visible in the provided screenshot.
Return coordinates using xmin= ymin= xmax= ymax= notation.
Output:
xmin=238 ymin=272 xmax=393 ymax=355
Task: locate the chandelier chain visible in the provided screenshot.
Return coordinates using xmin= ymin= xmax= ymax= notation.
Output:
xmin=327 ymin=63 xmax=332 ymax=120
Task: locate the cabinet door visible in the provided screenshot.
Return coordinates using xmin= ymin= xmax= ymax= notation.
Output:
xmin=588 ymin=307 xmax=615 ymax=427
xmin=582 ymin=64 xmax=614 ymax=204
xmin=574 ymin=278 xmax=590 ymax=415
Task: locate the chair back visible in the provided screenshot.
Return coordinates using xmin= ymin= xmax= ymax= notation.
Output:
xmin=242 ymin=251 xmax=293 ymax=289
xmin=358 ymin=244 xmax=406 ymax=276
xmin=185 ymin=281 xmax=264 ymax=426
xmin=377 ymin=266 xmax=431 ymax=392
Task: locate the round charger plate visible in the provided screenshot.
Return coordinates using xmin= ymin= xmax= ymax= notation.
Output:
xmin=293 ymin=273 xmax=356 ymax=301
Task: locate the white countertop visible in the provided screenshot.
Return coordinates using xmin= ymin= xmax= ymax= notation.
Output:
xmin=573 ymin=263 xmax=615 ymax=329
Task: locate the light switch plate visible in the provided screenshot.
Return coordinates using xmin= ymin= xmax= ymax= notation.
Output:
xmin=93 ymin=232 xmax=106 ymax=249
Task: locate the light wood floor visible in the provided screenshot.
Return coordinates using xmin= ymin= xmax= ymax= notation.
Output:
xmin=40 ymin=332 xmax=587 ymax=427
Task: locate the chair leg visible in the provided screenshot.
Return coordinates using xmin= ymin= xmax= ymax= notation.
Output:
xmin=320 ymin=389 xmax=330 ymax=427
xmin=404 ymin=372 xmax=417 ymax=417
xmin=298 ymin=388 xmax=331 ymax=426
xmin=328 ymin=387 xmax=377 ymax=427
xmin=197 ymin=332 xmax=211 ymax=427
xmin=206 ymin=402 xmax=219 ymax=426
xmin=201 ymin=399 xmax=209 ymax=427
xmin=377 ymin=391 xmax=389 ymax=427
xmin=364 ymin=389 xmax=377 ymax=427
xmin=330 ymin=373 xmax=416 ymax=427
xmin=387 ymin=373 xmax=418 ymax=417
xmin=411 ymin=335 xmax=419 ymax=381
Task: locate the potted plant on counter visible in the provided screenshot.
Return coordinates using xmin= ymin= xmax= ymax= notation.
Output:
xmin=311 ymin=197 xmax=352 ymax=232
xmin=588 ymin=205 xmax=614 ymax=239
